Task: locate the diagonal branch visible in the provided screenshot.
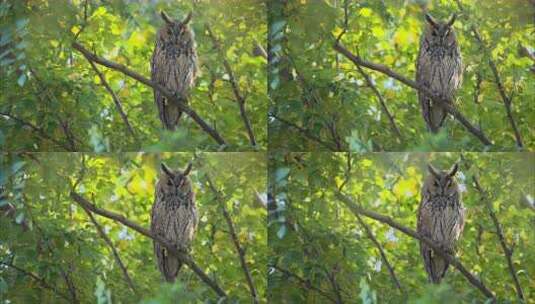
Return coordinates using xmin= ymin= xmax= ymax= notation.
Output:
xmin=355 ymin=213 xmax=404 ymax=294
xmin=355 ymin=64 xmax=403 ymax=142
xmin=83 ymin=208 xmax=138 ymax=296
xmin=0 ymin=262 xmax=71 ymax=302
xmin=334 ymin=191 xmax=495 ymax=300
xmin=455 ymin=0 xmax=523 ymax=148
xmin=472 ymin=176 xmax=524 ymax=301
xmin=271 ymin=265 xmax=338 ymax=303
xmin=270 ymin=113 xmax=337 ymax=151
xmin=71 ymin=42 xmax=227 ymax=147
xmin=0 ymin=112 xmax=74 ymax=151
xmin=205 ymin=25 xmax=257 ymax=147
xmin=205 ymin=175 xmax=259 ymax=303
xmin=333 ymin=42 xmax=492 ymax=146
xmin=338 ymin=154 xmax=403 ymax=293
xmin=84 ymin=57 xmax=139 ymax=146
xmin=69 ymin=192 xmax=227 ymax=299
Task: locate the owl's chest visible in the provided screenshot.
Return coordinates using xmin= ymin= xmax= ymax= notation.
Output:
xmin=426 ymin=196 xmax=464 ymax=244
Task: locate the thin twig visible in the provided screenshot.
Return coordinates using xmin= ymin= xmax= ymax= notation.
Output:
xmin=71 ymin=42 xmax=227 ymax=147
xmin=335 ymin=191 xmax=495 ymax=300
xmin=333 ymin=42 xmax=492 ymax=146
xmin=205 ymin=25 xmax=257 ymax=147
xmin=355 ymin=213 xmax=404 ymax=293
xmin=337 ymin=154 xmax=403 ymax=293
xmin=0 ymin=262 xmax=71 ymax=302
xmin=84 ymin=209 xmax=138 ymax=296
xmin=270 ymin=113 xmax=337 ymax=151
xmin=271 ymin=265 xmax=338 ymax=303
xmin=455 ymin=0 xmax=523 ymax=148
xmin=355 ymin=64 xmax=403 ymax=141
xmin=0 ymin=112 xmax=74 ymax=151
xmin=69 ymin=192 xmax=227 ymax=299
xmin=473 ymin=176 xmax=524 ymax=301
xmin=85 ymin=58 xmax=139 ymax=145
xmin=205 ymin=175 xmax=259 ymax=303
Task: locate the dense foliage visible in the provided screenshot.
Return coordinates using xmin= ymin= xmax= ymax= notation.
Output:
xmin=0 ymin=0 xmax=267 ymax=151
xmin=269 ymin=0 xmax=534 ymax=151
xmin=1 ymin=152 xmax=267 ymax=303
xmin=268 ymin=152 xmax=534 ymax=303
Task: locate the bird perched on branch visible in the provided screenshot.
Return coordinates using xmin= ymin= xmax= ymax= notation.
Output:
xmin=416 ymin=13 xmax=463 ymax=133
xmin=151 ymin=162 xmax=198 ymax=282
xmin=417 ymin=163 xmax=465 ymax=283
xmin=151 ymin=11 xmax=198 ymax=130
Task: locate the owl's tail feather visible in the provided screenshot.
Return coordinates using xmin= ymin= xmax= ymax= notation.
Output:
xmin=429 ymin=255 xmax=449 ymax=284
xmin=155 ymin=242 xmax=182 ymax=282
xmin=422 ymin=246 xmax=449 ymax=284
xmin=429 ymin=102 xmax=447 ymax=133
xmin=161 ymin=98 xmax=184 ymax=131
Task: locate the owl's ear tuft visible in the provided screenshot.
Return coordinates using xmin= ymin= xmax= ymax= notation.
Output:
xmin=425 ymin=13 xmax=438 ymax=28
xmin=161 ymin=163 xmax=175 ymax=178
xmin=181 ymin=12 xmax=192 ymax=26
xmin=447 ymin=14 xmax=457 ymax=27
xmin=427 ymin=164 xmax=440 ymax=178
xmin=448 ymin=163 xmax=459 ymax=177
xmin=183 ymin=162 xmax=193 ymax=176
xmin=160 ymin=11 xmax=173 ymax=24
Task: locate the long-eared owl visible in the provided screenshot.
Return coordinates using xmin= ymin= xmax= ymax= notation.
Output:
xmin=151 ymin=11 xmax=198 ymax=130
xmin=151 ymin=162 xmax=198 ymax=282
xmin=416 ymin=14 xmax=463 ymax=133
xmin=417 ymin=163 xmax=465 ymax=283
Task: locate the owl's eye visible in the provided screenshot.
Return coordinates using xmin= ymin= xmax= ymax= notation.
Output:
xmin=431 ymin=30 xmax=438 ymax=36
xmin=167 ymin=180 xmax=173 ymax=186
xmin=433 ymin=180 xmax=439 ymax=187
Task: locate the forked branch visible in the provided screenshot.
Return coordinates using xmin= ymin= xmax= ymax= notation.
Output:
xmin=333 ymin=42 xmax=492 ymax=146
xmin=205 ymin=175 xmax=259 ymax=303
xmin=472 ymin=176 xmax=524 ymax=301
xmin=71 ymin=42 xmax=227 ymax=147
xmin=334 ymin=191 xmax=495 ymax=300
xmin=206 ymin=25 xmax=257 ymax=147
xmin=69 ymin=192 xmax=227 ymax=299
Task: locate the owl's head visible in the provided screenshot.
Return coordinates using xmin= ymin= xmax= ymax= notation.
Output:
xmin=158 ymin=162 xmax=193 ymax=195
xmin=423 ymin=163 xmax=460 ymax=197
xmin=158 ymin=11 xmax=194 ymax=43
xmin=424 ymin=13 xmax=457 ymax=46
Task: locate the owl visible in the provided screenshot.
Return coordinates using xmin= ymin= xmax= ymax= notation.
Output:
xmin=151 ymin=162 xmax=198 ymax=282
xmin=151 ymin=11 xmax=198 ymax=130
xmin=416 ymin=14 xmax=463 ymax=133
xmin=417 ymin=163 xmax=465 ymax=283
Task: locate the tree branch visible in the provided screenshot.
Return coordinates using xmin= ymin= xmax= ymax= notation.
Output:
xmin=270 ymin=113 xmax=337 ymax=151
xmin=271 ymin=265 xmax=338 ymax=303
xmin=71 ymin=42 xmax=227 ymax=147
xmin=83 ymin=208 xmax=138 ymax=296
xmin=333 ymin=42 xmax=492 ymax=146
xmin=84 ymin=56 xmax=139 ymax=146
xmin=472 ymin=176 xmax=524 ymax=301
xmin=455 ymin=0 xmax=523 ymax=148
xmin=334 ymin=191 xmax=495 ymax=300
xmin=206 ymin=25 xmax=257 ymax=147
xmin=0 ymin=112 xmax=74 ymax=151
xmin=0 ymin=262 xmax=71 ymax=302
xmin=355 ymin=213 xmax=404 ymax=294
xmin=205 ymin=175 xmax=259 ymax=303
xmin=355 ymin=63 xmax=403 ymax=142
xmin=69 ymin=192 xmax=227 ymax=299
